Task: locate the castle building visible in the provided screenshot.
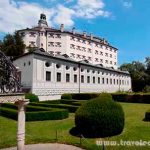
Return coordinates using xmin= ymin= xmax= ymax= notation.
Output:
xmin=14 ymin=14 xmax=132 ymax=100
xmin=18 ymin=14 xmax=118 ymax=69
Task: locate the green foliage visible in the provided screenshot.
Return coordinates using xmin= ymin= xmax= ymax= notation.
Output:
xmin=143 ymin=85 xmax=150 ymax=93
xmin=144 ymin=109 xmax=150 ymax=121
xmin=1 ymin=32 xmax=25 ymax=58
xmin=29 ymin=102 xmax=78 ymax=113
xmin=120 ymin=59 xmax=150 ymax=92
xmin=61 ymin=93 xmax=72 ymax=100
xmin=75 ymin=94 xmax=125 ymax=138
xmin=112 ymin=93 xmax=150 ymax=104
xmin=0 ymin=103 xmax=69 ymax=121
xmin=25 ymin=93 xmax=39 ymax=102
xmin=71 ymin=93 xmax=99 ymax=100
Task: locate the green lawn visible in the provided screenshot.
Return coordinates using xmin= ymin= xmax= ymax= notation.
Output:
xmin=0 ymin=102 xmax=150 ymax=150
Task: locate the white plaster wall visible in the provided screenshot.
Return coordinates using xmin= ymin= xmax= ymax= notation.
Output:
xmin=13 ymin=55 xmax=33 ymax=88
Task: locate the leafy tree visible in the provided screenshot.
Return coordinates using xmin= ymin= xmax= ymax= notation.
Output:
xmin=1 ymin=32 xmax=25 ymax=58
xmin=120 ymin=60 xmax=150 ymax=92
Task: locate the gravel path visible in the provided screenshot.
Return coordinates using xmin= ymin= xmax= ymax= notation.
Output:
xmin=1 ymin=143 xmax=85 ymax=150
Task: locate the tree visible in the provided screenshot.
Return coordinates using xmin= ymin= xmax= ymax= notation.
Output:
xmin=120 ymin=60 xmax=150 ymax=92
xmin=1 ymin=32 xmax=25 ymax=58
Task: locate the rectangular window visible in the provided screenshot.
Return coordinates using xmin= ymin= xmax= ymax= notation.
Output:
xmin=87 ymin=76 xmax=90 ymax=83
xmin=93 ymin=77 xmax=95 ymax=84
xmin=110 ymin=79 xmax=112 ymax=84
xmin=57 ymin=72 xmax=61 ymax=82
xmin=81 ymin=75 xmax=84 ymax=83
xmin=106 ymin=78 xmax=109 ymax=84
xmin=66 ymin=73 xmax=70 ymax=82
xmin=102 ymin=78 xmax=105 ymax=84
xmin=46 ymin=71 xmax=51 ymax=81
xmin=98 ymin=77 xmax=100 ymax=84
xmin=74 ymin=74 xmax=77 ymax=83
xmin=114 ymin=79 xmax=115 ymax=85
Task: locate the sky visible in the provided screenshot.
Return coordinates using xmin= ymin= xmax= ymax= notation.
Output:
xmin=0 ymin=0 xmax=150 ymax=65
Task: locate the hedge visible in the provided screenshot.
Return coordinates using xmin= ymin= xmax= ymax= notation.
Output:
xmin=61 ymin=93 xmax=72 ymax=100
xmin=112 ymin=93 xmax=150 ymax=104
xmin=75 ymin=93 xmax=125 ymax=138
xmin=29 ymin=102 xmax=78 ymax=113
xmin=71 ymin=93 xmax=99 ymax=100
xmin=144 ymin=110 xmax=150 ymax=121
xmin=25 ymin=93 xmax=39 ymax=102
xmin=0 ymin=104 xmax=69 ymax=121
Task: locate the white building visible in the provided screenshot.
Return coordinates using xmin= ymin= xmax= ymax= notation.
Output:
xmin=14 ymin=13 xmax=131 ymax=100
xmin=18 ymin=14 xmax=118 ymax=69
xmin=13 ymin=49 xmax=131 ymax=100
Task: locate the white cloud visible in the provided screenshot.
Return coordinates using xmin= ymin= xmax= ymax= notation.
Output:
xmin=122 ymin=1 xmax=132 ymax=8
xmin=0 ymin=0 xmax=111 ymax=33
xmin=0 ymin=0 xmax=55 ymax=33
xmin=53 ymin=4 xmax=75 ymax=27
xmin=74 ymin=0 xmax=111 ymax=19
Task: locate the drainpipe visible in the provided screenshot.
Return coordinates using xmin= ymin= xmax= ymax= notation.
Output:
xmin=78 ymin=63 xmax=81 ymax=93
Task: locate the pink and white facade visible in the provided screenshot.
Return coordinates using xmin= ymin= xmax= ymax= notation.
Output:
xmin=18 ymin=14 xmax=118 ymax=69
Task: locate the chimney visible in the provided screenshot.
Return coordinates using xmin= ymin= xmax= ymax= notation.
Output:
xmin=72 ymin=27 xmax=75 ymax=34
xmin=60 ymin=24 xmax=64 ymax=32
xmin=90 ymin=33 xmax=93 ymax=40
xmin=83 ymin=31 xmax=86 ymax=37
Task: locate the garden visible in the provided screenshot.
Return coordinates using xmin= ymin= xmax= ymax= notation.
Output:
xmin=0 ymin=92 xmax=150 ymax=150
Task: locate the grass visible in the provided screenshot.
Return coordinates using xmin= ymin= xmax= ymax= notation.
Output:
xmin=0 ymin=102 xmax=150 ymax=150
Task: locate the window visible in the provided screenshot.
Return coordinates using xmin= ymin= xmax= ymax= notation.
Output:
xmin=73 ymin=67 xmax=77 ymax=71
xmin=93 ymin=77 xmax=95 ymax=84
xmin=87 ymin=76 xmax=90 ymax=83
xmin=81 ymin=75 xmax=84 ymax=83
xmin=57 ymin=73 xmax=61 ymax=82
xmin=106 ymin=78 xmax=109 ymax=84
xmin=66 ymin=74 xmax=70 ymax=82
xmin=110 ymin=78 xmax=112 ymax=84
xmin=56 ymin=64 xmax=61 ymax=68
xmin=45 ymin=62 xmax=51 ymax=67
xmin=29 ymin=32 xmax=36 ymax=37
xmin=114 ymin=79 xmax=115 ymax=84
xmin=66 ymin=66 xmax=70 ymax=70
xmin=98 ymin=77 xmax=100 ymax=84
xmin=55 ymin=42 xmax=61 ymax=47
xmin=74 ymin=74 xmax=77 ymax=83
xmin=102 ymin=78 xmax=105 ymax=84
xmin=95 ymin=50 xmax=98 ymax=54
xmin=46 ymin=71 xmax=51 ymax=81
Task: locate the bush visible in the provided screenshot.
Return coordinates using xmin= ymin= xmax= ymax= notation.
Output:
xmin=72 ymin=93 xmax=99 ymax=100
xmin=75 ymin=94 xmax=125 ymax=138
xmin=61 ymin=93 xmax=72 ymax=100
xmin=29 ymin=102 xmax=78 ymax=113
xmin=25 ymin=93 xmax=39 ymax=102
xmin=145 ymin=109 xmax=150 ymax=121
xmin=0 ymin=104 xmax=69 ymax=121
xmin=112 ymin=93 xmax=150 ymax=104
xmin=143 ymin=86 xmax=150 ymax=93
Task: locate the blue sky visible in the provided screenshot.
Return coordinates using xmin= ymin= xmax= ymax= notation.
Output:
xmin=0 ymin=0 xmax=150 ymax=65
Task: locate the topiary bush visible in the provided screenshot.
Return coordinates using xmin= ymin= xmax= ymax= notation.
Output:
xmin=144 ymin=109 xmax=150 ymax=121
xmin=72 ymin=93 xmax=99 ymax=100
xmin=75 ymin=93 xmax=125 ymax=138
xmin=61 ymin=93 xmax=72 ymax=100
xmin=25 ymin=93 xmax=39 ymax=102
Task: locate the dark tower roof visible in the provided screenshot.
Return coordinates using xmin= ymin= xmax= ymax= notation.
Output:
xmin=38 ymin=13 xmax=48 ymax=27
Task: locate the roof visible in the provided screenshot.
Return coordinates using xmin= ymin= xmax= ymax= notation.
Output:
xmin=13 ymin=48 xmax=129 ymax=75
xmin=17 ymin=26 xmax=118 ymax=50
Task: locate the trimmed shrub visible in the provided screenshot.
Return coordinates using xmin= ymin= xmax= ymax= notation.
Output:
xmin=0 ymin=104 xmax=69 ymax=121
xmin=29 ymin=102 xmax=78 ymax=113
xmin=72 ymin=93 xmax=99 ymax=100
xmin=61 ymin=93 xmax=72 ymax=100
xmin=25 ymin=93 xmax=39 ymax=102
xmin=75 ymin=94 xmax=125 ymax=138
xmin=112 ymin=93 xmax=150 ymax=104
xmin=145 ymin=110 xmax=150 ymax=121
xmin=143 ymin=86 xmax=150 ymax=93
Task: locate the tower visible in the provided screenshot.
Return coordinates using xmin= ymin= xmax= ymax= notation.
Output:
xmin=38 ymin=13 xmax=48 ymax=27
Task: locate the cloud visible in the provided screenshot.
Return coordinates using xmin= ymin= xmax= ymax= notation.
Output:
xmin=0 ymin=0 xmax=55 ymax=33
xmin=74 ymin=0 xmax=111 ymax=19
xmin=0 ymin=0 xmax=111 ymax=33
xmin=122 ymin=1 xmax=132 ymax=8
xmin=53 ymin=4 xmax=75 ymax=27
